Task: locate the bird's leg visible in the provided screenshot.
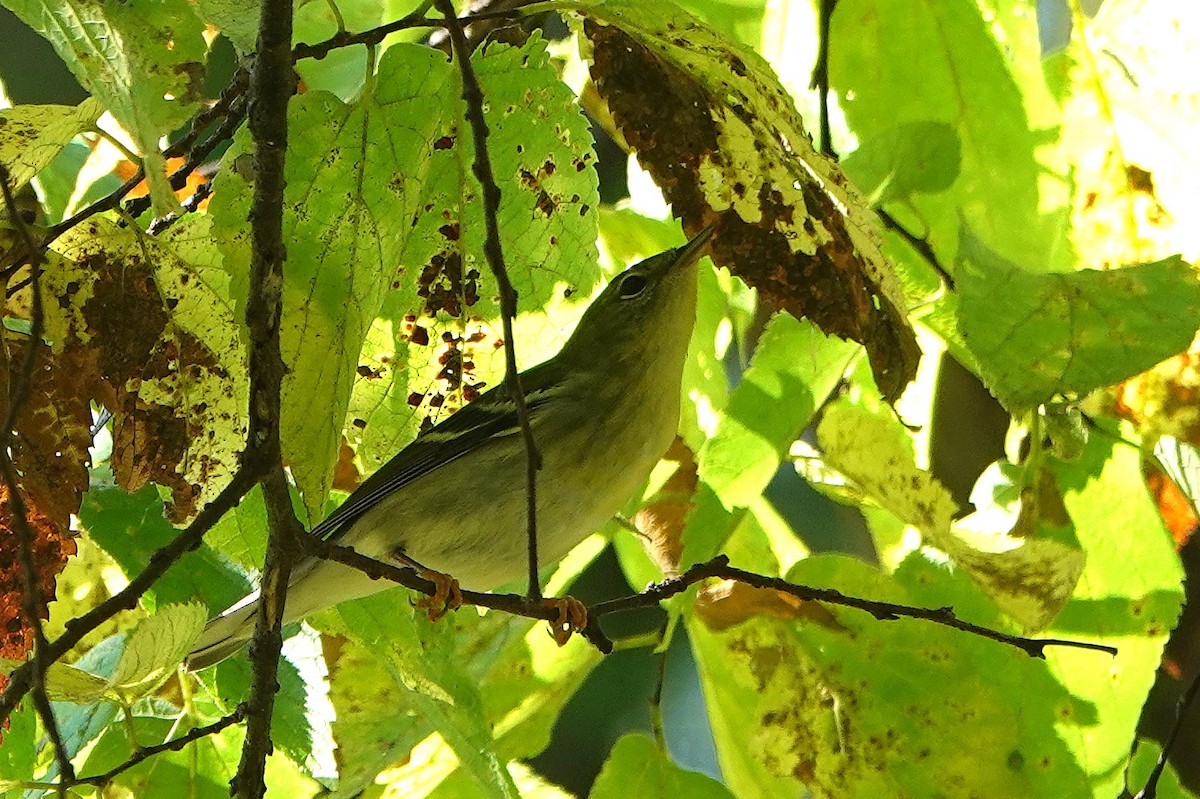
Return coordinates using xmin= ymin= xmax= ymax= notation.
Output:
xmin=392 ymin=551 xmax=463 ymax=621
xmin=542 ymin=596 xmax=588 ymax=645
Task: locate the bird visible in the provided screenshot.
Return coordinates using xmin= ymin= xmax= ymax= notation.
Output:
xmin=187 ymin=222 xmax=716 ymax=669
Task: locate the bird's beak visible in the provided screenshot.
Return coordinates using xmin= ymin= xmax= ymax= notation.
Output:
xmin=672 ymin=222 xmax=717 ymax=271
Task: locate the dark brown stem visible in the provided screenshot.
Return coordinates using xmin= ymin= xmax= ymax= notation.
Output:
xmin=231 ymin=0 xmax=300 ymax=792
xmin=1133 ymin=665 xmax=1200 ymax=798
xmin=434 ymin=0 xmax=543 ymax=599
xmin=810 ymin=0 xmax=838 ymax=157
xmin=877 ymin=208 xmax=956 ymax=289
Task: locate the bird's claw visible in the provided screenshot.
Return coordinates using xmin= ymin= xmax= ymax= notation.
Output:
xmin=543 ymin=596 xmax=588 ymax=645
xmin=416 ymin=569 xmax=463 ymax=621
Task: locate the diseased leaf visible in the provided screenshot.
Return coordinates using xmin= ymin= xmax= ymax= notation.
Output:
xmin=689 ymin=554 xmax=1090 ymax=799
xmin=212 ymin=36 xmax=599 ymax=517
xmin=818 ymin=401 xmax=1084 ymax=629
xmin=576 ymin=0 xmax=919 ymax=400
xmin=0 ymin=333 xmax=89 ymax=661
xmin=45 ymin=217 xmax=247 ymax=523
xmin=957 ymin=232 xmax=1200 ymax=410
xmin=0 ymin=99 xmax=102 ymax=190
xmin=348 ymin=34 xmax=601 ymax=477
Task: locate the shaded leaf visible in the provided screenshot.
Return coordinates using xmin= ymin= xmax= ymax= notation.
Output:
xmin=589 ymin=734 xmax=734 ymax=799
xmin=840 ymin=121 xmax=961 ymax=204
xmin=698 ymin=313 xmax=857 ymax=509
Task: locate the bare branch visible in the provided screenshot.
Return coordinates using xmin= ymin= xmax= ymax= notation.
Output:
xmin=434 ymin=0 xmax=544 ymax=598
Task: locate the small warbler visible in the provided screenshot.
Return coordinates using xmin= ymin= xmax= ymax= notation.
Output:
xmin=187 ymin=223 xmax=715 ymax=669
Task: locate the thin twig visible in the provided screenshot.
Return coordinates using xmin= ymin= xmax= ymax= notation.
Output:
xmin=299 ymin=535 xmax=615 ymax=652
xmin=809 ymin=0 xmax=838 ymax=157
xmin=299 ymin=542 xmax=1116 ymax=660
xmin=1133 ymin=666 xmax=1200 ymax=798
xmin=877 ymin=208 xmax=956 ymax=290
xmin=434 ymin=0 xmax=544 ymax=598
xmin=0 ymin=165 xmax=75 ymax=789
xmin=291 ymin=6 xmax=528 ymax=61
xmin=231 ymin=0 xmax=300 ymax=792
xmin=71 ymin=706 xmax=247 ymax=787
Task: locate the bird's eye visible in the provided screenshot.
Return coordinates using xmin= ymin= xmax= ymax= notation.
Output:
xmin=618 ymin=273 xmax=648 ymax=299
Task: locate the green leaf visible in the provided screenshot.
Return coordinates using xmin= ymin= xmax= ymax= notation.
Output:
xmin=203 ymin=651 xmax=316 ymax=776
xmin=589 ymin=734 xmax=734 ymax=799
xmin=1126 ymin=740 xmax=1199 ymax=799
xmin=106 ymin=603 xmax=207 ymax=700
xmin=24 ymin=604 xmax=207 ymax=704
xmin=698 ymin=313 xmax=857 ymax=509
xmin=957 ymin=233 xmax=1200 ymax=409
xmin=1047 ymin=431 xmax=1184 ymax=796
xmin=79 ymin=475 xmax=251 ymax=614
xmin=829 ymin=0 xmax=1061 ymax=269
xmin=689 ymin=554 xmax=1091 ymax=799
xmin=840 ymin=121 xmax=962 ymax=204
xmin=5 ymin=0 xmax=206 ymax=211
xmin=0 ymin=99 xmax=101 ymax=190
xmin=320 ymin=594 xmax=518 ymax=799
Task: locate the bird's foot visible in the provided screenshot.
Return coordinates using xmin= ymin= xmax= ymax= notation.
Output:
xmin=415 ymin=568 xmax=463 ymax=622
xmin=543 ymin=596 xmax=588 ymax=645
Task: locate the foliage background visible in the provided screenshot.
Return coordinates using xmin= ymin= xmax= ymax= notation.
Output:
xmin=1 ymin=0 xmax=1199 ymax=797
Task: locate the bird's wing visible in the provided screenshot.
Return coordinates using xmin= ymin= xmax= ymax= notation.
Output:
xmin=311 ymin=376 xmax=557 ymax=543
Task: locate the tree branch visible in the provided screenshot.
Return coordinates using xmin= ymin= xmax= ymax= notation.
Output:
xmin=231 ymin=0 xmax=301 ymax=792
xmin=434 ymin=0 xmax=544 ymax=598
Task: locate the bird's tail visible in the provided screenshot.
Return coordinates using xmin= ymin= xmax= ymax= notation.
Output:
xmin=185 ymin=597 xmax=260 ymax=671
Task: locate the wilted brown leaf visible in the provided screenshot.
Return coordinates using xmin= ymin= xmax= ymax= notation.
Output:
xmin=0 ymin=332 xmax=90 ymax=661
xmin=694 ymin=580 xmax=840 ymax=632
xmin=0 ymin=487 xmax=75 ymax=660
xmin=632 ymin=436 xmax=697 ymax=574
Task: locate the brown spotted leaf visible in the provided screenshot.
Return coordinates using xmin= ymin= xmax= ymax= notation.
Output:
xmin=576 ymin=0 xmax=919 ymax=400
xmin=44 ymin=216 xmax=246 ymax=524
